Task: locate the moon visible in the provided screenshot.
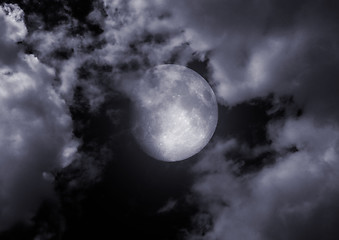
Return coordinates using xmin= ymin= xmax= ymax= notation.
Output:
xmin=131 ymin=64 xmax=218 ymax=162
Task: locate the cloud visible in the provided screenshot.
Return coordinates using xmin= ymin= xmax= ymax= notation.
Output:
xmin=188 ymin=117 xmax=339 ymax=239
xmin=160 ymin=0 xmax=339 ymax=112
xmin=0 ymin=4 xmax=76 ymax=231
xmin=100 ymin=0 xmax=197 ymax=88
xmin=23 ymin=0 xmax=197 ymax=113
xmin=0 ymin=4 xmax=25 ymax=67
xmin=157 ymin=199 xmax=178 ymax=214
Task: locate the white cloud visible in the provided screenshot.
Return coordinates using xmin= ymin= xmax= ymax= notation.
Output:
xmin=1 ymin=3 xmax=27 ymax=42
xmin=188 ymin=116 xmax=339 ymax=240
xmin=0 ymin=5 xmax=76 ymax=231
xmin=23 ymin=0 xmax=195 ymax=113
xmin=159 ymin=0 xmax=339 ymax=117
xmin=101 ymin=0 xmax=195 ymax=69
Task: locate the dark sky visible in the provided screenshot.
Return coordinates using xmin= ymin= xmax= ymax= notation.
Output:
xmin=1 ymin=0 xmax=339 ymax=239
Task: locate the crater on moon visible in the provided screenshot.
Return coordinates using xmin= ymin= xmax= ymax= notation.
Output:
xmin=131 ymin=64 xmax=218 ymax=162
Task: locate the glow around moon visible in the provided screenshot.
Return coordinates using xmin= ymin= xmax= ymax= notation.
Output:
xmin=131 ymin=64 xmax=218 ymax=162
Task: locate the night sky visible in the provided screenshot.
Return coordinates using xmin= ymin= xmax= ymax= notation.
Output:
xmin=1 ymin=0 xmax=339 ymax=239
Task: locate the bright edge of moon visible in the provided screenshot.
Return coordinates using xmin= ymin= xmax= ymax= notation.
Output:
xmin=131 ymin=64 xmax=218 ymax=162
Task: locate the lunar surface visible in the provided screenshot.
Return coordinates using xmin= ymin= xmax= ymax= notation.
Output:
xmin=131 ymin=64 xmax=218 ymax=162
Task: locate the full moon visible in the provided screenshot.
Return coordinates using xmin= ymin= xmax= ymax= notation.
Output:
xmin=131 ymin=64 xmax=218 ymax=162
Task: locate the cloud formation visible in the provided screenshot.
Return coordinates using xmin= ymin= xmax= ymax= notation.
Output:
xmin=154 ymin=0 xmax=339 ymax=239
xmin=0 ymin=4 xmax=76 ymax=231
xmin=188 ymin=116 xmax=339 ymax=239
xmin=161 ymin=0 xmax=339 ymax=110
